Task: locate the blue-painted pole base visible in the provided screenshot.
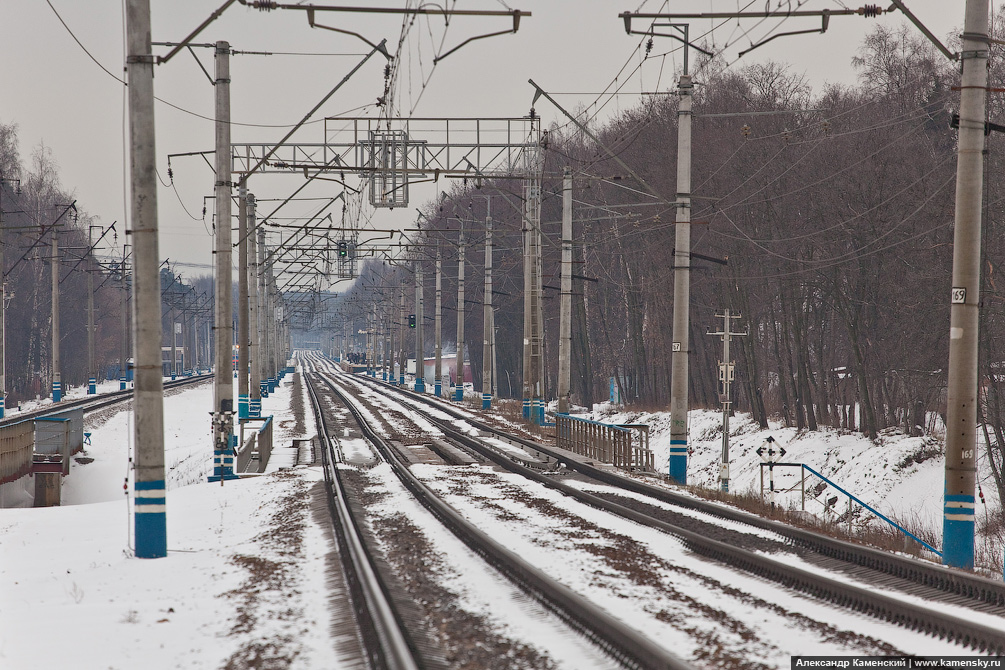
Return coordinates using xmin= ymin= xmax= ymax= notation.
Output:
xmin=134 ymin=479 xmax=167 ymax=558
xmin=207 ymin=437 xmax=240 ymax=482
xmin=249 ymin=398 xmax=261 ymax=418
xmin=522 ymin=398 xmax=530 ymax=419
xmin=260 ymin=381 xmax=269 ymax=398
xmin=238 ymin=395 xmax=249 ymax=420
xmin=171 ymin=372 xmax=176 ymax=381
xmin=434 ymin=381 xmax=441 ymax=397
xmin=415 ymin=378 xmax=425 ymax=393
xmin=383 ymin=371 xmax=388 ymax=381
xmin=0 ymin=397 xmax=5 ymax=419
xmin=943 ymin=493 xmax=975 ymax=569
xmin=400 ymin=374 xmax=406 ymax=386
xmin=120 ymin=377 xmax=127 ymax=391
xmin=52 ymin=381 xmax=62 ymax=403
xmin=455 ymin=386 xmax=463 ymax=402
xmin=482 ymin=393 xmax=491 ymax=410
xmin=720 ymin=480 xmax=729 ymax=493
xmin=668 ymin=443 xmax=688 ymax=485
xmin=88 ymin=378 xmax=96 ymax=395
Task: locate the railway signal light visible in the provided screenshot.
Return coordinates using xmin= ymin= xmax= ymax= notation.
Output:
xmin=337 ymin=241 xmax=348 ymax=257
xmin=408 ymin=314 xmax=416 ymax=328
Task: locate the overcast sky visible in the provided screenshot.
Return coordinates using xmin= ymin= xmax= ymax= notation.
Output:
xmin=0 ymin=0 xmax=958 ymax=282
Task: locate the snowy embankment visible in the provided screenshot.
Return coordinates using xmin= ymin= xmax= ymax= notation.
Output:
xmin=589 ymin=404 xmax=1003 ymax=570
xmin=0 ymin=374 xmax=338 ymax=670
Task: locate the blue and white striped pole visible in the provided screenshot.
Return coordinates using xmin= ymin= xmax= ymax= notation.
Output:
xmin=126 ymin=0 xmax=168 ymax=558
xmin=88 ymin=376 xmax=96 ymax=395
xmin=941 ymin=0 xmax=988 ymax=571
xmin=52 ymin=379 xmax=61 ymax=403
xmin=134 ymin=479 xmax=166 ymax=555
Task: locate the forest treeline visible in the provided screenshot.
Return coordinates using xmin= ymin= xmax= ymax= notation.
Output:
xmin=0 ymin=125 xmax=213 ymax=403
xmin=344 ymin=22 xmax=1005 ymax=500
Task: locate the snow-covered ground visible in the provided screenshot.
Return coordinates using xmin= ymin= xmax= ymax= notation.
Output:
xmin=0 ymin=374 xmax=338 ymax=670
xmin=2 ymin=364 xmax=1002 ymax=669
xmin=588 ymin=404 xmax=1004 ymax=574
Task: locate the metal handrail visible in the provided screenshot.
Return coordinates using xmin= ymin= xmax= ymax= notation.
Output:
xmin=800 ymin=463 xmax=942 ymax=557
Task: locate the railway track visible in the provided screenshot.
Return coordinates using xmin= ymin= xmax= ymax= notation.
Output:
xmin=0 ymin=374 xmax=213 ymax=425
xmin=306 ymin=353 xmax=1005 ymax=657
xmin=304 ymin=358 xmax=694 ymax=670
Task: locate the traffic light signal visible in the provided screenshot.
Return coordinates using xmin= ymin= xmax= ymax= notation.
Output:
xmin=337 ymin=241 xmax=348 ymax=257
xmin=408 ymin=314 xmax=416 ymax=328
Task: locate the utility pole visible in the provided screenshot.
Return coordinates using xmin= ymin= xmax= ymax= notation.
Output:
xmin=0 ymin=179 xmax=8 ymax=418
xmin=258 ymin=227 xmax=268 ymax=399
xmin=557 ymin=167 xmax=573 ymax=415
xmin=126 ymin=0 xmax=166 ymax=557
xmin=455 ymin=226 xmax=465 ymax=402
xmin=389 ymin=285 xmax=396 ymax=384
xmin=120 ymin=249 xmax=129 ymax=391
xmin=210 ymin=40 xmax=236 ymax=483
xmin=415 ymin=261 xmax=425 ymax=392
xmin=170 ymin=298 xmax=178 ymax=380
xmin=248 ymin=193 xmax=260 ymax=417
xmin=399 ymin=277 xmax=407 ymax=385
xmin=668 ymin=73 xmax=694 ymax=485
xmin=237 ymin=185 xmax=249 ymax=419
xmin=943 ymin=0 xmax=989 ymax=570
xmin=87 ymin=229 xmax=96 ymax=394
xmin=522 ymin=143 xmax=544 ymax=423
xmin=482 ymin=208 xmax=493 ymax=410
xmin=51 ymin=227 xmax=60 ymax=402
xmin=707 ymin=309 xmax=746 ymax=492
xmin=434 ymin=244 xmax=442 ymax=395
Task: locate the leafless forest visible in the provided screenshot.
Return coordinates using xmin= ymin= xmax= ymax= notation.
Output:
xmin=344 ymin=22 xmax=1005 ymax=502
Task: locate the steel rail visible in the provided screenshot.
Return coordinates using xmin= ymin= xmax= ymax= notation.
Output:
xmin=0 ymin=374 xmax=213 ymax=426
xmin=335 ymin=362 xmax=1005 ymax=653
xmin=352 ymin=364 xmax=1005 ymax=610
xmin=308 ymin=363 xmax=695 ymax=670
xmin=303 ymin=364 xmax=421 ymax=670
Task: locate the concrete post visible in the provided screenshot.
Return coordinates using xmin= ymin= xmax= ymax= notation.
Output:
xmin=51 ymin=230 xmax=60 ymax=402
xmin=248 ymin=193 xmax=260 ymax=417
xmin=524 ymin=145 xmax=544 ymax=424
xmin=210 ymin=41 xmax=236 ymax=483
xmin=120 ymin=256 xmax=128 ymax=390
xmin=0 ymin=187 xmax=5 ymax=417
xmin=557 ymin=167 xmax=573 ymax=415
xmin=943 ymin=0 xmax=989 ymax=570
xmin=87 ymin=256 xmax=96 ymax=394
xmin=668 ymin=74 xmax=693 ymax=485
xmin=415 ymin=262 xmax=425 ymax=392
xmin=257 ymin=227 xmax=268 ymax=398
xmin=399 ymin=279 xmax=406 ymax=385
xmin=170 ymin=301 xmax=178 ymax=380
xmin=237 ymin=185 xmax=249 ymax=419
xmin=125 ymin=0 xmax=167 ymax=557
xmin=434 ymin=245 xmax=442 ymax=395
xmin=389 ymin=285 xmax=396 ymax=384
xmin=455 ymin=228 xmax=465 ymax=402
xmin=482 ymin=213 xmax=493 ymax=410
xmin=522 ymin=187 xmax=532 ymax=418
